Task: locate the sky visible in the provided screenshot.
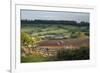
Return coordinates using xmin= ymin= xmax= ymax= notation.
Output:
xmin=21 ymin=10 xmax=90 ymax=23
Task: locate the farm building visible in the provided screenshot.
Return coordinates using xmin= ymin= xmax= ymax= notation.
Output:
xmin=45 ymin=34 xmax=65 ymax=39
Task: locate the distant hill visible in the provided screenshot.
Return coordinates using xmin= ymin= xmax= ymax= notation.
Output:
xmin=21 ymin=19 xmax=89 ymax=27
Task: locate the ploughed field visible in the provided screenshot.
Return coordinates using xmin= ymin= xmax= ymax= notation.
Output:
xmin=38 ymin=38 xmax=89 ymax=49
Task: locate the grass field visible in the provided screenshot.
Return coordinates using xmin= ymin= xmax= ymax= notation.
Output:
xmin=21 ymin=24 xmax=89 ymax=38
xmin=21 ymin=56 xmax=49 ymax=63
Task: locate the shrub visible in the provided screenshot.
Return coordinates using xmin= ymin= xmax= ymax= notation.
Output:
xmin=21 ymin=32 xmax=33 ymax=46
xmin=55 ymin=48 xmax=89 ymax=61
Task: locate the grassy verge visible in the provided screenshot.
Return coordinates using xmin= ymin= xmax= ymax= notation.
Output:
xmin=21 ymin=55 xmax=49 ymax=63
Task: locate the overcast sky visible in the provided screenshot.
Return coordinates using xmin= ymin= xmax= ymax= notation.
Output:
xmin=21 ymin=10 xmax=90 ymax=23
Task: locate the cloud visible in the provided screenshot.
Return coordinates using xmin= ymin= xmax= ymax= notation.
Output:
xmin=21 ymin=10 xmax=89 ymax=23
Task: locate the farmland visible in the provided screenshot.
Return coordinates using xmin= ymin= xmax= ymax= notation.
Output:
xmin=21 ymin=20 xmax=90 ymax=63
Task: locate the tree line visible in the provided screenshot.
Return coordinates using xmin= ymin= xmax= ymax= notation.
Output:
xmin=21 ymin=19 xmax=89 ymax=27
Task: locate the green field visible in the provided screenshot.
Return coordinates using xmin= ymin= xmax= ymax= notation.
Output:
xmin=21 ymin=56 xmax=49 ymax=63
xmin=21 ymin=23 xmax=89 ymax=38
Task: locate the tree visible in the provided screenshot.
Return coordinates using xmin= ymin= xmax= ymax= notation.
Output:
xmin=71 ymin=32 xmax=87 ymax=38
xmin=32 ymin=36 xmax=41 ymax=43
xmin=21 ymin=32 xmax=33 ymax=46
